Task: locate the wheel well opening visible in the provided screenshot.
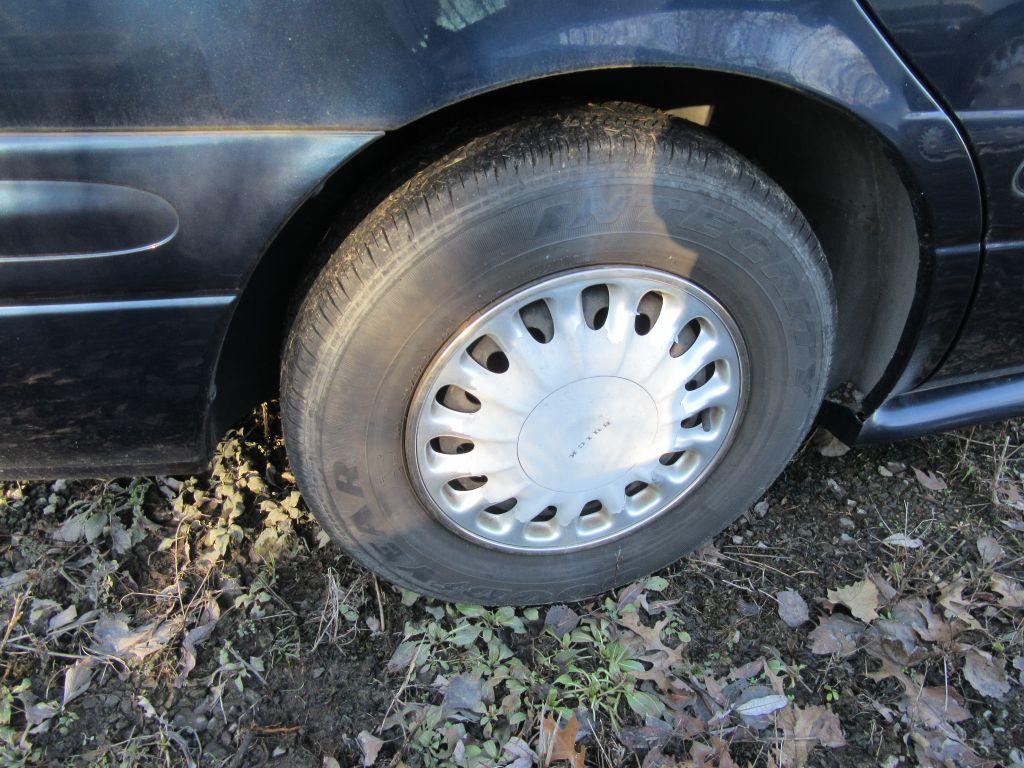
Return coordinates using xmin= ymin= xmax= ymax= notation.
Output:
xmin=708 ymin=85 xmax=921 ymax=406
xmin=209 ymin=66 xmax=923 ymax=449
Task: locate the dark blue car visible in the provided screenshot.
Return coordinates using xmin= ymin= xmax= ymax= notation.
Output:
xmin=2 ymin=0 xmax=1023 ymax=603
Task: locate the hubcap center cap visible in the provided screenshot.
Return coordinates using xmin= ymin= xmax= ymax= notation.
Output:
xmin=517 ymin=376 xmax=658 ymax=493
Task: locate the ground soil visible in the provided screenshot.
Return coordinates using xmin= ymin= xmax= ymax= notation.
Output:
xmin=1 ymin=411 xmax=1021 ymax=767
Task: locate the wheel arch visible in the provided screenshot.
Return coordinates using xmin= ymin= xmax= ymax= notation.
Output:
xmin=206 ymin=64 xmax=949 ymax=453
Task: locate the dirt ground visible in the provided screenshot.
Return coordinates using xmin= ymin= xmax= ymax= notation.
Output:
xmin=0 ymin=406 xmax=1022 ymax=767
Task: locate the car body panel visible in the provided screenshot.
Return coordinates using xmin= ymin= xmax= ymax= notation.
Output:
xmin=866 ymin=0 xmax=1024 ymax=381
xmin=0 ymin=295 xmax=235 ymax=478
xmin=0 ymin=132 xmax=376 ymax=477
xmin=0 ymin=0 xmax=1011 ymax=475
xmin=0 ymin=132 xmax=378 ymax=300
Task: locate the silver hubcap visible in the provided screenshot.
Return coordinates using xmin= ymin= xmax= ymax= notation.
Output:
xmin=407 ymin=266 xmax=746 ymax=552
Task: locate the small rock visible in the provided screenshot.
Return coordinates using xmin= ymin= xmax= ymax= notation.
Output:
xmin=840 ymin=533 xmax=855 ymax=543
xmin=812 ymin=428 xmax=851 ymax=457
xmin=826 ymin=478 xmax=844 ymax=498
xmin=731 ymin=535 xmax=744 ymax=545
xmin=753 ymin=500 xmax=769 ymax=518
xmin=878 ymin=465 xmax=893 ymax=477
xmin=839 ymin=517 xmax=856 ymax=530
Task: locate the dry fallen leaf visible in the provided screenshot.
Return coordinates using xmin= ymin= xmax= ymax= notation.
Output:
xmin=827 ymin=579 xmax=880 ymax=623
xmin=867 ymin=571 xmax=899 ymax=605
xmin=538 ymin=713 xmax=586 ymax=768
xmin=913 ymin=600 xmax=962 ymax=644
xmin=882 ymin=533 xmax=923 ymax=549
xmin=729 ymin=658 xmax=764 ymax=681
xmin=692 ymin=543 xmax=723 ymax=566
xmin=991 ymin=574 xmax=1024 ymax=610
xmin=24 ymin=701 xmax=58 ymax=727
xmin=48 ymin=604 xmax=77 ymax=632
xmin=62 ymin=657 xmax=95 ymax=706
xmin=994 ymin=478 xmax=1024 ymax=511
xmin=440 ymin=674 xmax=486 ymax=720
xmin=92 ymin=613 xmax=183 ymax=663
xmin=356 ymin=730 xmax=383 ymax=767
xmin=616 ymin=582 xmax=647 ymax=612
xmin=777 ymin=704 xmax=845 ymax=767
xmin=867 ymin=619 xmax=924 ymax=667
xmin=617 ymin=719 xmax=672 ymax=750
xmin=910 ymin=726 xmax=987 ymax=768
xmin=544 ymin=604 xmax=580 ymax=639
xmin=937 ymin=577 xmax=981 ymax=630
xmin=976 ymin=535 xmax=1005 ymax=566
xmin=890 ymin=669 xmax=971 ymax=732
xmin=503 ymin=737 xmax=537 ymax=768
xmin=904 ymin=683 xmax=970 ymax=730
xmin=174 ymin=599 xmax=220 ymax=688
xmin=864 ymin=656 xmax=906 ymax=682
xmin=777 ymin=589 xmax=809 ymax=628
xmin=963 ymin=650 xmax=1010 ymax=700
xmin=640 ymin=745 xmax=677 ymax=768
xmin=734 ymin=691 xmax=789 ymax=726
xmin=615 ymin=612 xmax=685 ymax=678
xmin=686 ymin=737 xmax=736 ymax=768
xmin=53 ymin=509 xmax=105 ymax=544
xmin=913 ymin=468 xmax=947 ymax=491
xmin=385 ymin=640 xmax=421 ymax=675
xmin=809 ymin=614 xmax=864 ymax=655
xmin=0 ymin=570 xmax=31 ymax=596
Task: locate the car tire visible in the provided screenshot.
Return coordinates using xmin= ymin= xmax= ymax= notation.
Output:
xmin=282 ymin=102 xmax=835 ymax=605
